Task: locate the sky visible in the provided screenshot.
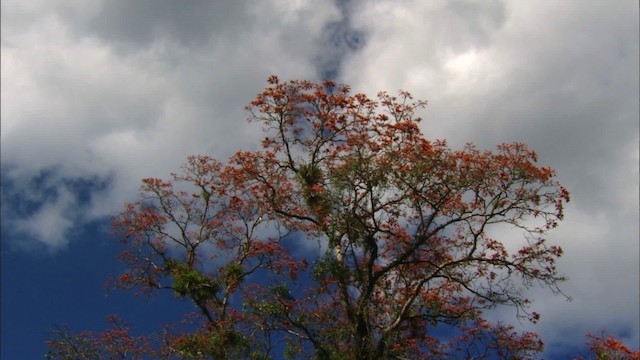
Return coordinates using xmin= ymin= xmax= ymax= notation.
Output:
xmin=1 ymin=0 xmax=638 ymax=358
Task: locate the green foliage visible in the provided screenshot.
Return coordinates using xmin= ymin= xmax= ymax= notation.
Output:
xmin=165 ymin=260 xmax=219 ymax=302
xmin=272 ymin=283 xmax=293 ymax=301
xmin=173 ymin=329 xmax=250 ymax=359
xmin=254 ymin=299 xmax=283 ymax=317
xmin=296 ymin=163 xmax=323 ymax=187
xmin=283 ymin=340 xmax=304 ymax=359
xmin=45 ymin=331 xmax=99 ymax=360
xmin=296 ymin=163 xmax=332 ymax=216
xmin=223 ymin=262 xmax=244 ymax=286
xmin=311 ymin=255 xmax=348 ymax=282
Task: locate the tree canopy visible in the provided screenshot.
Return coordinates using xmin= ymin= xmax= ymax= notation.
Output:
xmin=46 ymin=76 xmax=638 ymax=359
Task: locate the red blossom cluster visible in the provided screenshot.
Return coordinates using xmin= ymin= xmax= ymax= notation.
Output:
xmin=574 ymin=331 xmax=640 ymax=360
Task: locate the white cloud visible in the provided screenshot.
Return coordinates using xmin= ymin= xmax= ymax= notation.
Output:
xmin=14 ymin=187 xmax=76 ymax=250
xmin=340 ymin=0 xmax=639 ymax=353
xmin=488 ymin=206 xmax=639 ymax=352
xmin=1 ymin=0 xmax=341 ymax=247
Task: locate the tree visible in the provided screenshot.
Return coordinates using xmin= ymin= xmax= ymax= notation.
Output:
xmin=45 ymin=76 xmax=632 ymax=359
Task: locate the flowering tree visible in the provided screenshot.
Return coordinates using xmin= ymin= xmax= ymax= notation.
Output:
xmin=46 ymin=76 xmax=632 ymax=359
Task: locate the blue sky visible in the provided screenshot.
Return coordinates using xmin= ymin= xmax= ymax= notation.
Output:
xmin=1 ymin=0 xmax=638 ymax=358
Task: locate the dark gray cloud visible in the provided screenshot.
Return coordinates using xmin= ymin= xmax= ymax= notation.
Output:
xmin=314 ymin=0 xmax=366 ymax=79
xmin=83 ymin=1 xmax=241 ymax=49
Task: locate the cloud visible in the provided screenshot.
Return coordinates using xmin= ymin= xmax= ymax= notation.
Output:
xmin=13 ymin=188 xmax=75 ymax=250
xmin=1 ymin=0 xmax=637 ymax=355
xmin=0 ymin=168 xmax=110 ymax=249
xmin=1 ymin=0 xmax=342 ymax=249
xmin=339 ymin=0 xmax=639 ymax=353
